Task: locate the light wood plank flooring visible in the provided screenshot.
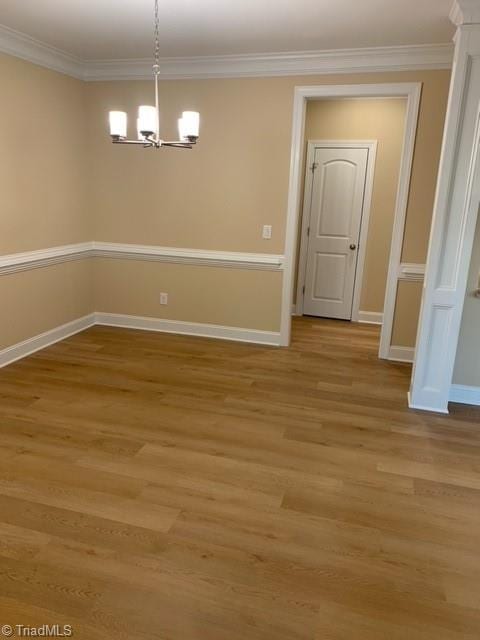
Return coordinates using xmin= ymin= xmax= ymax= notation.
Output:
xmin=0 ymin=317 xmax=479 ymax=639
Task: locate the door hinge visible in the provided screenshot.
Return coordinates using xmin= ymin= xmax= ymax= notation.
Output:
xmin=302 ymin=285 xmax=306 ymax=295
xmin=311 ymin=162 xmax=318 ymax=172
xmin=307 ymin=226 xmax=310 ymax=237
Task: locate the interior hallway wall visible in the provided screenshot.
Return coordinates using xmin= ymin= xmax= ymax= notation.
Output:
xmin=296 ymin=97 xmax=407 ymax=314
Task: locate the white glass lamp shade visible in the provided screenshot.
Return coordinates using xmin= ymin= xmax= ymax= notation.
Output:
xmin=181 ymin=111 xmax=200 ymax=138
xmin=138 ymin=106 xmax=158 ymax=136
xmin=109 ymin=111 xmax=127 ymax=138
xmin=178 ymin=117 xmax=189 ymax=141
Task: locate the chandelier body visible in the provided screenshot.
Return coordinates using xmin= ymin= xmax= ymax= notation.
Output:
xmin=108 ymin=0 xmax=200 ymax=149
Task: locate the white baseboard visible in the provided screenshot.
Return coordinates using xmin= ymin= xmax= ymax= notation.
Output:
xmin=0 ymin=312 xmax=281 ymax=370
xmin=0 ymin=313 xmax=96 ymax=369
xmin=0 ymin=312 xmax=425 ymax=371
xmin=449 ymin=384 xmax=480 ymax=406
xmin=94 ymin=313 xmax=281 ymax=346
xmin=388 ymin=345 xmax=415 ymax=363
xmin=407 ymin=391 xmax=450 ymax=414
xmin=357 ymin=311 xmax=384 ymax=325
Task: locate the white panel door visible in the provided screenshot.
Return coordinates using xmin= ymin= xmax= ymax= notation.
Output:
xmin=303 ymin=147 xmax=368 ymax=320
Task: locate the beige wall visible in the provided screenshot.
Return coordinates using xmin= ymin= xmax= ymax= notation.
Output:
xmin=453 ymin=214 xmax=480 ymax=386
xmin=0 ymin=261 xmax=93 ymax=350
xmin=86 ymin=77 xmax=290 ymax=254
xmin=85 ymin=70 xmax=449 ymax=347
xmin=94 ymin=259 xmax=282 ymax=331
xmin=298 ymin=98 xmax=406 ymax=313
xmin=0 ymin=54 xmax=89 ymax=254
xmin=0 ymin=54 xmax=451 ymax=352
xmin=391 ymin=280 xmax=423 ymax=347
xmin=87 ymin=71 xmax=449 ymax=259
xmin=0 ymin=53 xmax=93 ymax=352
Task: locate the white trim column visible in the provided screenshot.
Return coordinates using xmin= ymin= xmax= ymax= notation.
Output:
xmin=410 ymin=0 xmax=480 ymax=413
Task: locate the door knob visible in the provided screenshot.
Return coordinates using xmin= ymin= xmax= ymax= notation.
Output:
xmin=350 ymin=243 xmax=357 ymax=250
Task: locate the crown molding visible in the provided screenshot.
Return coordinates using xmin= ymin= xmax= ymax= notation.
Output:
xmin=0 ymin=23 xmax=84 ymax=78
xmin=83 ymin=44 xmax=454 ymax=81
xmin=0 ymin=22 xmax=454 ymax=81
xmin=450 ymin=0 xmax=480 ymax=26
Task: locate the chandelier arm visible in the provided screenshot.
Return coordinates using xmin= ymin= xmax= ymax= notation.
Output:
xmin=112 ymin=138 xmax=194 ymax=148
xmin=112 ymin=140 xmax=154 ymax=146
xmin=161 ymin=142 xmax=194 ymax=149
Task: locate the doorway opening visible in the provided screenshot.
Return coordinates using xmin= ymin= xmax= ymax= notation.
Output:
xmin=281 ymin=84 xmax=422 ymax=369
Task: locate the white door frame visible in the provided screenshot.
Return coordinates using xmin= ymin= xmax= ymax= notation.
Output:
xmin=296 ymin=140 xmax=377 ymax=321
xmin=280 ymin=83 xmax=422 ymax=361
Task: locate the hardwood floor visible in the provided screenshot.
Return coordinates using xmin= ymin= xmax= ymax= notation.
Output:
xmin=0 ymin=316 xmax=480 ymax=639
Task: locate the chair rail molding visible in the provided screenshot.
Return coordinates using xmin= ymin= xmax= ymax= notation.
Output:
xmin=92 ymin=242 xmax=284 ymax=270
xmin=398 ymin=263 xmax=426 ymax=282
xmin=0 ymin=242 xmax=93 ymax=275
xmin=410 ymin=0 xmax=480 ymax=413
xmin=0 ymin=242 xmax=284 ymax=275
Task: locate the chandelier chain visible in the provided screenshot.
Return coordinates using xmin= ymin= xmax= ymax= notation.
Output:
xmin=153 ymin=0 xmax=160 ymax=75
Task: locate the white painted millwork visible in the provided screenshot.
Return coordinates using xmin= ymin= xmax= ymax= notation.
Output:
xmin=302 ymin=147 xmax=369 ymax=320
xmin=410 ymin=0 xmax=480 ymax=413
xmin=94 ymin=314 xmax=281 ymax=346
xmin=450 ymin=384 xmax=480 ymax=405
xmin=0 ymin=314 xmax=96 ymax=368
xmin=389 ymin=346 xmax=415 ymax=363
xmin=0 ymin=1 xmax=454 ymax=62
xmin=92 ymin=242 xmax=284 ymax=270
xmin=0 ymin=242 xmax=92 ymax=275
xmin=0 ymin=242 xmax=284 ymax=275
xmin=0 ymin=23 xmax=83 ymax=77
xmin=0 ymin=312 xmax=281 ymax=369
xmin=358 ymin=311 xmax=384 ymax=325
xmin=397 ymin=262 xmax=426 ymax=281
xmin=0 ymin=23 xmax=454 ymax=81
xmin=83 ymin=46 xmax=454 ymax=81
xmin=281 ymin=83 xmax=422 ymax=351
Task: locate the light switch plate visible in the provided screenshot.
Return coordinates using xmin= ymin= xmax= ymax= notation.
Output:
xmin=262 ymin=225 xmax=272 ymax=239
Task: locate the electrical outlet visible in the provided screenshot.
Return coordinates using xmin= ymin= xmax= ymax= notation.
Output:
xmin=262 ymin=225 xmax=272 ymax=239
xmin=160 ymin=292 xmax=168 ymax=305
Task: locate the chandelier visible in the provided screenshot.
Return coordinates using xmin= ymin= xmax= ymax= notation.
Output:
xmin=108 ymin=0 xmax=200 ymax=149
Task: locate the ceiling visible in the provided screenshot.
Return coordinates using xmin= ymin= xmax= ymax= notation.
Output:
xmin=0 ymin=0 xmax=455 ymax=61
